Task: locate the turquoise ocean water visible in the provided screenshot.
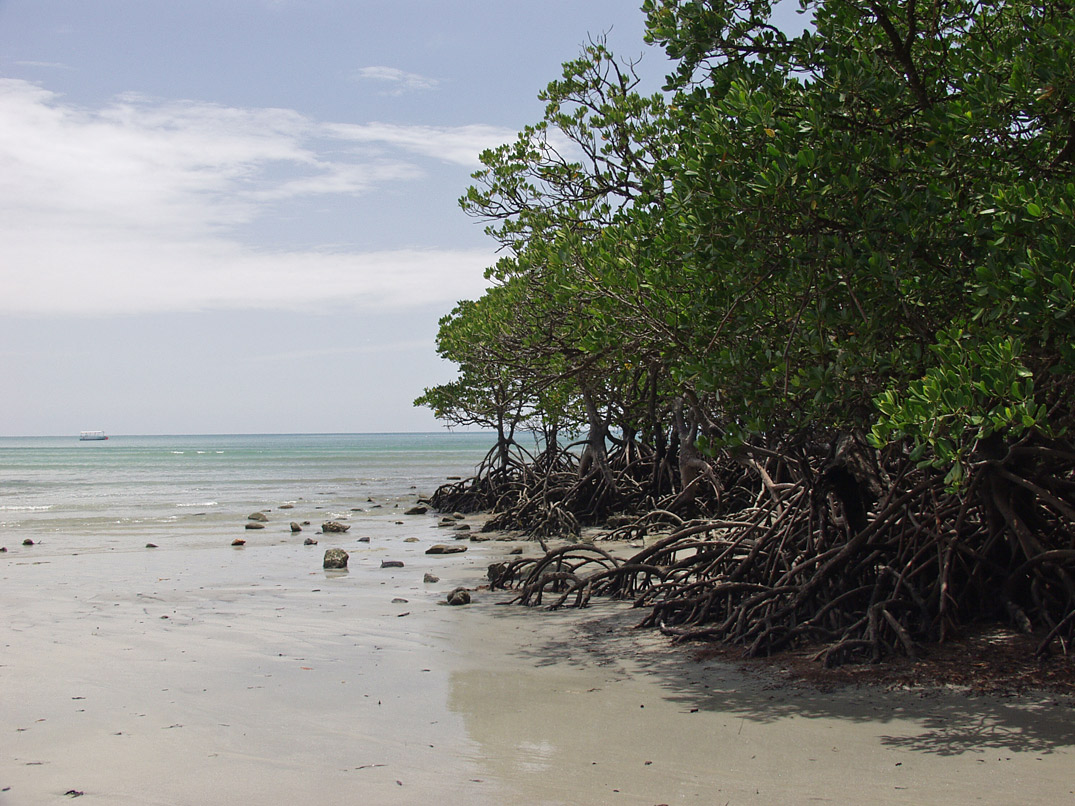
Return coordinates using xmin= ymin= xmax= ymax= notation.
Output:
xmin=0 ymin=432 xmax=492 ymax=553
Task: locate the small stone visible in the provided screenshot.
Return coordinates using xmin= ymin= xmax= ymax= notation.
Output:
xmin=426 ymin=544 xmax=467 ymax=555
xmin=22 ymin=538 xmax=34 ymax=546
xmin=322 ymin=521 xmax=350 ymax=533
xmin=304 ymin=537 xmax=317 ymax=546
xmin=145 ymin=543 xmax=158 ymax=549
xmin=469 ymin=534 xmax=492 ymax=542
xmin=509 ymin=547 xmax=524 ymax=555
xmin=423 ymin=573 xmax=439 ymax=583
xmin=404 ymin=506 xmax=428 ymax=515
xmin=323 ymin=548 xmax=349 ymax=569
xmin=290 ymin=522 xmax=302 ymax=533
xmin=392 ymin=598 xmax=408 ymax=604
xmin=350 ymin=508 xmax=362 ymax=512
xmin=446 ymin=588 xmax=471 ymax=606
xmin=248 ymin=512 xmax=269 ymax=522
xmin=232 ymin=538 xmax=246 ymax=546
xmin=357 ymin=536 xmax=370 ymax=543
xmin=381 ymin=560 xmax=405 ymax=568
xmin=245 ymin=522 xmax=265 ymax=530
xmin=452 ymin=512 xmax=466 ymax=520
xmin=404 ymin=537 xmax=419 ymax=543
xmin=279 ymin=504 xmax=294 ymax=510
xmin=452 ymin=523 xmax=471 ymax=532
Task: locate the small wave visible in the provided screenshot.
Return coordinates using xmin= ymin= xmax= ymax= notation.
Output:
xmin=171 ymin=451 xmax=184 ymax=455
xmin=176 ymin=501 xmax=218 ymax=508
xmin=0 ymin=505 xmax=53 ymax=511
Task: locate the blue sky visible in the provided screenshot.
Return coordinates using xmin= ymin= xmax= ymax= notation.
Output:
xmin=0 ymin=0 xmax=666 ymax=435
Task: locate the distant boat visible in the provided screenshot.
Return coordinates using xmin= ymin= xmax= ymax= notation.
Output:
xmin=79 ymin=431 xmax=109 ymax=441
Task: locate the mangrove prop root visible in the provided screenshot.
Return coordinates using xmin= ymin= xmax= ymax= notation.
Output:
xmin=468 ymin=436 xmax=1075 ymax=667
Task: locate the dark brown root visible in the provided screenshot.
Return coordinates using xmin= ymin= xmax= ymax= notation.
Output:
xmin=480 ymin=434 xmax=1075 ymax=668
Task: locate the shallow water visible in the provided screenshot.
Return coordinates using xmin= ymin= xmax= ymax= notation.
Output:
xmin=0 ymin=433 xmax=491 ymax=553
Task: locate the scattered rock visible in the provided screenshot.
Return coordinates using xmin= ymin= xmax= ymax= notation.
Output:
xmin=357 ymin=536 xmax=370 ymax=543
xmin=245 ymin=522 xmax=265 ymax=530
xmin=323 ymin=548 xmax=349 ymax=569
xmin=404 ymin=537 xmax=419 ymax=543
xmin=248 ymin=512 xmax=269 ymax=522
xmin=279 ymin=504 xmax=294 ymax=510
xmin=404 ymin=506 xmax=428 ymax=515
xmin=469 ymin=534 xmax=492 ymax=542
xmin=322 ymin=521 xmax=350 ymax=533
xmin=438 ymin=518 xmax=455 ymax=527
xmin=290 ymin=522 xmax=302 ymax=533
xmin=350 ymin=508 xmax=362 ymax=512
xmin=232 ymin=538 xmax=246 ymax=547
xmin=426 ymin=544 xmax=468 ymax=555
xmin=22 ymin=538 xmax=34 ymax=546
xmin=0 ymin=547 xmax=7 ymax=552
xmin=509 ymin=547 xmax=524 ymax=555
xmin=452 ymin=512 xmax=466 ymax=520
xmin=392 ymin=598 xmax=409 ymax=604
xmin=380 ymin=560 xmax=405 ymax=568
xmin=452 ymin=523 xmax=471 ymax=532
xmin=302 ymin=521 xmax=311 ymax=526
xmin=446 ymin=588 xmax=471 ymax=606
xmin=145 ymin=543 xmax=158 ymax=549
xmin=304 ymin=537 xmax=317 ymax=546
xmin=423 ymin=573 xmax=439 ymax=583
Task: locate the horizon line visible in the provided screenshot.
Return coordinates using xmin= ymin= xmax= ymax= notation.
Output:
xmin=0 ymin=430 xmax=495 ymax=439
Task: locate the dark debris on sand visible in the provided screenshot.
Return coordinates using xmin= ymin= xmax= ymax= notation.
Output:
xmin=693 ymin=626 xmax=1075 ymax=698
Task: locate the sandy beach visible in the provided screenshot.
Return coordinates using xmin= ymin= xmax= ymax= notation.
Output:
xmin=3 ymin=513 xmax=1074 ymax=805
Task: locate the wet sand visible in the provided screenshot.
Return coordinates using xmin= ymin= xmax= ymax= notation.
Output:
xmin=3 ymin=523 xmax=1074 ymax=805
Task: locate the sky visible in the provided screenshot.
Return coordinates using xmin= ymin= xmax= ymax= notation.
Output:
xmin=0 ymin=0 xmax=667 ymax=436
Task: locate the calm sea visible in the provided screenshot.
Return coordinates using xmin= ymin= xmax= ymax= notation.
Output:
xmin=0 ymin=432 xmax=492 ymax=553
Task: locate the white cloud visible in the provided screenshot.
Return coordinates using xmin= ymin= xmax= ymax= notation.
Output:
xmin=0 ymin=79 xmax=497 ymax=316
xmin=14 ymin=60 xmax=73 ymax=70
xmin=2 ymin=239 xmax=494 ymax=315
xmin=327 ymin=121 xmax=515 ymax=166
xmin=353 ymin=66 xmax=440 ymax=95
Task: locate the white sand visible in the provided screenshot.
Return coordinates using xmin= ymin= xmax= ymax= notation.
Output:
xmin=3 ymin=527 xmax=1074 ymax=805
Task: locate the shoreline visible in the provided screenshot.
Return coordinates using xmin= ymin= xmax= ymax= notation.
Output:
xmin=3 ymin=510 xmax=1074 ymax=804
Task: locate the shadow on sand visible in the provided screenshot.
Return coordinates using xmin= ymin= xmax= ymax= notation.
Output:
xmin=485 ymin=598 xmax=1075 ymax=759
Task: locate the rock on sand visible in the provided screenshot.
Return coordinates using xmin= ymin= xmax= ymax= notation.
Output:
xmin=323 ymin=548 xmax=349 ymax=569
